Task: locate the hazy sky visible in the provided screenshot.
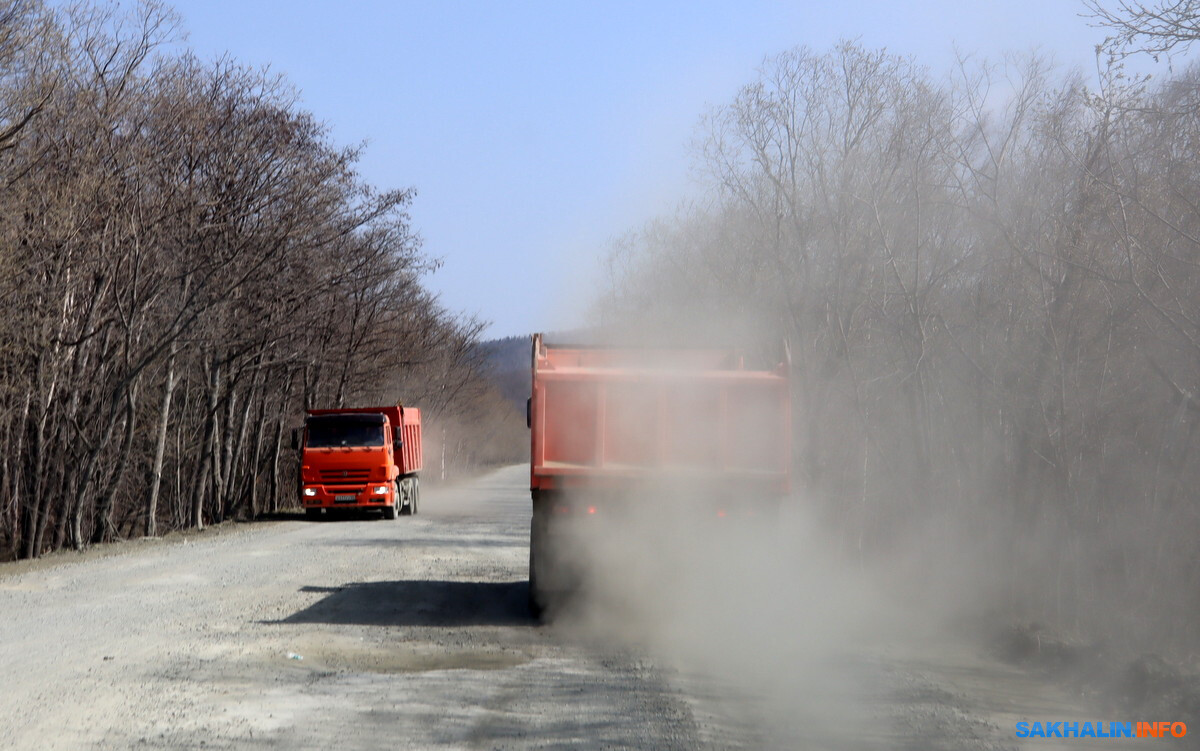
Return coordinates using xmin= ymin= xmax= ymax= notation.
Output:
xmin=167 ymin=1 xmax=1148 ymax=339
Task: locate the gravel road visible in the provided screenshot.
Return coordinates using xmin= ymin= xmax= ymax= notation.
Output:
xmin=0 ymin=466 xmax=1153 ymax=750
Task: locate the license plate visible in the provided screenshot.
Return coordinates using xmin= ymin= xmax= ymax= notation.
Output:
xmin=334 ymin=494 xmax=356 ymax=502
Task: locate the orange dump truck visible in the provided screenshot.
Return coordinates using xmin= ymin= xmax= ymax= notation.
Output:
xmin=295 ymin=405 xmax=422 ymax=520
xmin=527 ymin=333 xmax=791 ymax=612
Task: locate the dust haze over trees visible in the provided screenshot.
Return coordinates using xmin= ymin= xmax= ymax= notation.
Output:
xmin=0 ymin=0 xmax=511 ymax=559
xmin=598 ymin=34 xmax=1200 ymax=652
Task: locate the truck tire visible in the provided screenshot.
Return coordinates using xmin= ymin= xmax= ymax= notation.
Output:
xmin=305 ymin=508 xmax=322 ymax=522
xmin=528 ymin=516 xmax=544 ymax=619
xmin=382 ymin=498 xmax=397 ymax=520
xmin=411 ymin=477 xmax=420 ymax=515
xmin=399 ymin=477 xmax=414 ymax=516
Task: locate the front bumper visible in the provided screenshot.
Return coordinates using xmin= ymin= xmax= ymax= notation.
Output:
xmin=300 ymin=486 xmax=392 ymax=509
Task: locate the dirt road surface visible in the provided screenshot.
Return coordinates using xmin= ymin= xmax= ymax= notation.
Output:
xmin=0 ymin=466 xmax=1154 ymax=750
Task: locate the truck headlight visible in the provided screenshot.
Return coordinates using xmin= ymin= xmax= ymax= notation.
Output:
xmin=373 ymin=485 xmax=389 ymax=495
xmin=303 ymin=487 xmax=317 ymax=497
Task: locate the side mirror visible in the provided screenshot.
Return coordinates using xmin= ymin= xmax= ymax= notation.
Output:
xmin=526 ymin=397 xmax=532 ymax=429
xmin=290 ymin=428 xmax=300 ymax=450
xmin=393 ymin=439 xmax=403 ymax=453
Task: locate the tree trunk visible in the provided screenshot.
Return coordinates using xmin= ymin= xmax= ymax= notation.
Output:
xmin=190 ymin=356 xmax=222 ymax=530
xmin=91 ymin=382 xmax=139 ymax=544
xmin=267 ymin=370 xmax=295 ymax=514
xmin=212 ymin=379 xmax=237 ymax=523
xmin=223 ymin=365 xmax=259 ymax=519
xmin=144 ymin=340 xmax=178 ymax=537
xmin=243 ymin=383 xmax=270 ymax=518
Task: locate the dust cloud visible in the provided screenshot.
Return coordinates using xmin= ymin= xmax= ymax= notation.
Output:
xmin=531 ymin=312 xmax=1199 ymax=744
xmin=530 ymin=327 xmax=944 ymax=746
xmin=565 ymin=496 xmax=905 ymax=744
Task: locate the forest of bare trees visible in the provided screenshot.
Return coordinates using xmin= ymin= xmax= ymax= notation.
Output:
xmin=598 ymin=32 xmax=1200 ymax=651
xmin=0 ymin=0 xmax=516 ymax=560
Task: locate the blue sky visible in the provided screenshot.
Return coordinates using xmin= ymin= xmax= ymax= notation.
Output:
xmin=166 ymin=1 xmax=1158 ymax=339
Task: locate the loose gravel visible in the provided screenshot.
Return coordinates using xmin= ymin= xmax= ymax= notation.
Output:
xmin=0 ymin=465 xmax=1149 ymax=750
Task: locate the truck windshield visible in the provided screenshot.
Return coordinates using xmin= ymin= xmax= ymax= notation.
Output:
xmin=305 ymin=415 xmax=386 ymax=448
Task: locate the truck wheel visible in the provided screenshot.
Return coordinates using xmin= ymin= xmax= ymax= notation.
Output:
xmin=399 ymin=478 xmax=414 ymax=516
xmin=305 ymin=508 xmax=322 ymax=522
xmin=528 ymin=516 xmax=546 ymax=619
xmin=411 ymin=477 xmax=420 ymax=515
xmin=381 ymin=477 xmax=400 ymax=518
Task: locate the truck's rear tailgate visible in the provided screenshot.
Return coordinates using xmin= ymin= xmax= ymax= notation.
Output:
xmin=530 ymin=349 xmax=790 ymax=492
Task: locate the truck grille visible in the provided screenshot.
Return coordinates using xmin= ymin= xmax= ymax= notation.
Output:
xmin=319 ymin=468 xmax=371 ymax=481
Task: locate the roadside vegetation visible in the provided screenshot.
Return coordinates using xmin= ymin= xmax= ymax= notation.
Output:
xmin=597 ymin=15 xmax=1200 ymax=654
xmin=0 ymin=0 xmax=520 ymax=560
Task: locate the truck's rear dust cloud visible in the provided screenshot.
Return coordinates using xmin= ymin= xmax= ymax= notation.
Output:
xmin=550 ymin=488 xmax=922 ymax=747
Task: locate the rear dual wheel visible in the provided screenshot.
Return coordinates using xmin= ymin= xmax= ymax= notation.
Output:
xmin=397 ymin=477 xmax=420 ymax=516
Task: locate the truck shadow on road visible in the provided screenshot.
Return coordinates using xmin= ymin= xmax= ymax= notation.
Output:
xmin=329 ymin=536 xmax=522 ymax=549
xmin=269 ymin=580 xmax=535 ymax=627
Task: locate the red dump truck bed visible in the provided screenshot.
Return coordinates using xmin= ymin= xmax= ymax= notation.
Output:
xmin=529 ymin=335 xmax=791 ymax=495
xmin=526 ymin=333 xmax=792 ymax=615
xmin=306 ymin=405 xmax=423 ymax=474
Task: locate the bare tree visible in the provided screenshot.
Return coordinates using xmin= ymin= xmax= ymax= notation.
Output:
xmin=1084 ymin=0 xmax=1200 ymax=59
